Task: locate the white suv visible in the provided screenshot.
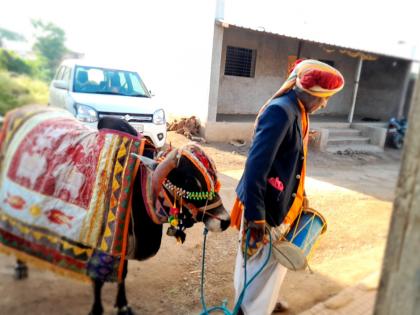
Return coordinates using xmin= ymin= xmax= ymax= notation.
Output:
xmin=49 ymin=59 xmax=166 ymax=147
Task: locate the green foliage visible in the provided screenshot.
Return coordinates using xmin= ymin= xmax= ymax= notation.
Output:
xmin=27 ymin=56 xmax=52 ymax=82
xmin=0 ymin=27 xmax=25 ymax=47
xmin=32 ymin=20 xmax=67 ymax=80
xmin=0 ymin=20 xmax=69 ymax=114
xmin=0 ymin=21 xmax=69 ymax=82
xmin=0 ymin=70 xmax=48 ymax=114
xmin=0 ymin=21 xmax=65 ymax=114
xmin=0 ymin=49 xmax=33 ymax=75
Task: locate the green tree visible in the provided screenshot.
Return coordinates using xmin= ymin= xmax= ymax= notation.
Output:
xmin=0 ymin=27 xmax=25 ymax=48
xmin=0 ymin=49 xmax=33 ymax=75
xmin=32 ymin=20 xmax=67 ymax=80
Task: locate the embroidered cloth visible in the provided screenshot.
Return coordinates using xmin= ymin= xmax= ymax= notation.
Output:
xmin=0 ymin=105 xmax=143 ymax=282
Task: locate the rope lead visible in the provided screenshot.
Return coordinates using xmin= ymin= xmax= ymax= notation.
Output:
xmin=200 ymin=227 xmax=272 ymax=315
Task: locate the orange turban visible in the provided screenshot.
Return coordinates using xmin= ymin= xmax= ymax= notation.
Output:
xmin=295 ymin=61 xmax=344 ymax=98
xmin=257 ymin=59 xmax=345 ymax=117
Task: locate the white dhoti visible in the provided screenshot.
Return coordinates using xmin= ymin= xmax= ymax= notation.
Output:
xmin=234 ymin=223 xmax=288 ymax=315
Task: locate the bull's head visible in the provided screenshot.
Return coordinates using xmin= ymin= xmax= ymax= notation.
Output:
xmin=134 ymin=144 xmax=230 ymax=243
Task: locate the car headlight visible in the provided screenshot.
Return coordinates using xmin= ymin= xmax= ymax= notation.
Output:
xmin=153 ymin=109 xmax=165 ymax=125
xmin=75 ymin=104 xmax=98 ymax=123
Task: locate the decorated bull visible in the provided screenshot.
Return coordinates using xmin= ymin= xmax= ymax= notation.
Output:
xmin=0 ymin=105 xmax=230 ymax=315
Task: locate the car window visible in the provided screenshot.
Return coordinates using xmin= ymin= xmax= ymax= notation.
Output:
xmin=119 ymin=72 xmax=127 ymax=90
xmin=73 ymin=65 xmax=150 ymax=97
xmin=55 ymin=66 xmax=64 ymax=80
xmin=128 ymin=72 xmax=148 ymax=96
xmin=62 ymin=66 xmax=71 ymax=84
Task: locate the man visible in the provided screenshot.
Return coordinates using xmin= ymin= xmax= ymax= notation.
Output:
xmin=230 ymin=59 xmax=345 ymax=315
xmin=109 ymin=72 xmax=123 ymax=93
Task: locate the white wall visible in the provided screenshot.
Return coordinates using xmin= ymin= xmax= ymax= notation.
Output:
xmin=130 ymin=1 xmax=217 ymax=123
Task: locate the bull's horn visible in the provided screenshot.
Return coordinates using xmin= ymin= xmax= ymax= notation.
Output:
xmin=131 ymin=153 xmax=158 ymax=171
xmin=151 ymin=149 xmax=179 ymax=196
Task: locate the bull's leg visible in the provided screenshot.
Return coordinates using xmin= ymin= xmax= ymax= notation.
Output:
xmin=89 ymin=279 xmax=105 ymax=315
xmin=115 ymin=281 xmax=134 ymax=315
xmin=14 ymin=259 xmax=28 ymax=280
xmin=115 ymin=260 xmax=134 ymax=315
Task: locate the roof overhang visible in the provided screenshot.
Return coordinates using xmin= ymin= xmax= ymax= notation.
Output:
xmin=217 ymin=19 xmax=419 ymax=62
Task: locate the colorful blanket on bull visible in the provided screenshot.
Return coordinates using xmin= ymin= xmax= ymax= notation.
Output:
xmin=0 ymin=105 xmax=144 ymax=282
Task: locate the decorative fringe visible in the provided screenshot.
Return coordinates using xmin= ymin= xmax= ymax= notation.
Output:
xmin=0 ymin=243 xmax=91 ymax=283
xmin=118 ymin=139 xmax=144 ymax=280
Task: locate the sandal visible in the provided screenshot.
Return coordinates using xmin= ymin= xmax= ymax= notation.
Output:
xmin=272 ymin=300 xmax=289 ymax=313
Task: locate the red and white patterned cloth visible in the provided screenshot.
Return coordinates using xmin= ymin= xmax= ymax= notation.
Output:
xmin=0 ymin=105 xmax=144 ymax=281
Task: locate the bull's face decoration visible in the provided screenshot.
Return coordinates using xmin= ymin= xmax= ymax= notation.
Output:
xmin=135 ymin=144 xmax=230 ymax=242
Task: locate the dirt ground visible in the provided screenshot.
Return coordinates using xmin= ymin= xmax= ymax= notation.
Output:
xmin=0 ymin=131 xmax=401 ymax=315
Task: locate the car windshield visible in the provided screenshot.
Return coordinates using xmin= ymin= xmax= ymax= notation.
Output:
xmin=73 ymin=65 xmax=150 ymax=97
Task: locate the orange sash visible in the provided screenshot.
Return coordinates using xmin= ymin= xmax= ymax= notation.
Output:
xmin=230 ymin=100 xmax=308 ymax=229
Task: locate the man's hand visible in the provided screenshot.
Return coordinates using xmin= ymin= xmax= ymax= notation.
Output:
xmin=247 ymin=220 xmax=266 ymax=243
xmin=303 ymin=196 xmax=309 ymax=209
xmin=242 ymin=220 xmax=267 ymax=257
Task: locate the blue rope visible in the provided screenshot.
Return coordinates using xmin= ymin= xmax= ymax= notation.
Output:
xmin=199 ymin=227 xmax=272 ymax=315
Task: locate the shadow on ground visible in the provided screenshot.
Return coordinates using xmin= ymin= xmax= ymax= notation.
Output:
xmin=0 ymin=166 xmax=392 ymax=315
xmin=0 ymin=132 xmax=398 ymax=314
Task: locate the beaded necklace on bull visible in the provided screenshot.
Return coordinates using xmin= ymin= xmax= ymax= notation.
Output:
xmin=160 ymin=146 xmax=221 ymax=243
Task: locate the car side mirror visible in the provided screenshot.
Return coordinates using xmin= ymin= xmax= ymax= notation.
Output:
xmin=53 ymin=80 xmax=68 ymax=90
xmin=149 ymin=90 xmax=155 ymax=97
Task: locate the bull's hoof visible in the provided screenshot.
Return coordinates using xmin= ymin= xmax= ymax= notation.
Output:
xmin=88 ymin=308 xmax=103 ymax=315
xmin=117 ymin=305 xmax=134 ymax=315
xmin=14 ymin=265 xmax=28 ymax=280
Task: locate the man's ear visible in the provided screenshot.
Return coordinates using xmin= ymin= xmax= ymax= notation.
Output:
xmin=131 ymin=153 xmax=158 ymax=171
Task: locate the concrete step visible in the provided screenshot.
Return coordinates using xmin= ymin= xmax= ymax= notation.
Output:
xmin=327 ymin=137 xmax=370 ymax=146
xmin=311 ymin=122 xmax=350 ymax=129
xmin=328 ymin=128 xmax=361 ymax=137
xmin=326 ymin=144 xmax=384 ymax=154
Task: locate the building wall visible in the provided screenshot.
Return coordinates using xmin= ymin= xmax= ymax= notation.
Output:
xmin=216 ymin=27 xmax=412 ymax=122
xmin=403 ymin=76 xmax=416 ymax=118
xmin=217 ymin=27 xmax=358 ymax=117
xmin=355 ymin=57 xmax=411 ymax=120
xmin=207 ymin=23 xmax=225 ymax=123
xmin=217 ymin=27 xmax=299 ymax=115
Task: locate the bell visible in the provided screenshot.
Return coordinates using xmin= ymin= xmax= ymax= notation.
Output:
xmin=167 ymin=226 xmax=177 ymax=237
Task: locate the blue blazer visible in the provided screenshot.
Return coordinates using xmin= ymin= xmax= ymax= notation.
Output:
xmin=236 ymin=90 xmax=305 ymax=227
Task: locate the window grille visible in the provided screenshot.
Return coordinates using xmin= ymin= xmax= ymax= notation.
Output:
xmin=224 ymin=46 xmax=256 ymax=77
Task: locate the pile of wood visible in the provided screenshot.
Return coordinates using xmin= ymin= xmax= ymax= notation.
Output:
xmin=167 ymin=116 xmax=200 ymax=139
